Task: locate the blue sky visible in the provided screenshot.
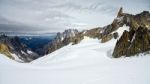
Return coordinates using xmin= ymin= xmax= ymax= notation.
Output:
xmin=0 ymin=0 xmax=149 ymax=33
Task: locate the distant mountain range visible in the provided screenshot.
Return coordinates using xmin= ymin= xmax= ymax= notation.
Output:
xmin=0 ymin=33 xmax=56 ymax=62
xmin=0 ymin=7 xmax=150 ymax=62
xmin=0 ymin=35 xmax=38 ymax=62
xmin=0 ymin=32 xmax=56 ymax=36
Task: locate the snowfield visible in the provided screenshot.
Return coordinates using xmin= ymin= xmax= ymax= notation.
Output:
xmin=0 ymin=37 xmax=150 ymax=84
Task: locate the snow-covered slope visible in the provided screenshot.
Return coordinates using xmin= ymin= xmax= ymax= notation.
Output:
xmin=0 ymin=37 xmax=150 ymax=84
xmin=32 ymin=37 xmax=116 ymax=65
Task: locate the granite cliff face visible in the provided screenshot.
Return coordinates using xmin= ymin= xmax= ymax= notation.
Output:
xmin=112 ymin=8 xmax=150 ymax=57
xmin=112 ymin=26 xmax=150 ymax=58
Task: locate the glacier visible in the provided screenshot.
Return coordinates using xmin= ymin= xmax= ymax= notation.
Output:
xmin=0 ymin=36 xmax=150 ymax=84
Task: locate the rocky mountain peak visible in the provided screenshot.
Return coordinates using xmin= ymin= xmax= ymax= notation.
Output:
xmin=56 ymin=29 xmax=79 ymax=41
xmin=117 ymin=7 xmax=124 ymax=17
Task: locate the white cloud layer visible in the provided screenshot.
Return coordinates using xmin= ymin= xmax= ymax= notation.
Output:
xmin=0 ymin=0 xmax=149 ymax=32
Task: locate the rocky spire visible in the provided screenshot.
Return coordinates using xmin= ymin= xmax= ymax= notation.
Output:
xmin=117 ymin=7 xmax=123 ymax=17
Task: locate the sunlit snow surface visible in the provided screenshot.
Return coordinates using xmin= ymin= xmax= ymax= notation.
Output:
xmin=0 ymin=37 xmax=150 ymax=84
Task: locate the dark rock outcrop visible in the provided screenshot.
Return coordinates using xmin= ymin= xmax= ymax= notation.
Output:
xmin=112 ymin=26 xmax=150 ymax=58
xmin=112 ymin=8 xmax=150 ymax=57
xmin=113 ymin=32 xmax=119 ymax=39
xmin=101 ymin=34 xmax=113 ymax=43
xmin=112 ymin=30 xmax=131 ymax=58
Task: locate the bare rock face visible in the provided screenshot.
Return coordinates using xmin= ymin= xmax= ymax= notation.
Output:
xmin=82 ymin=27 xmax=103 ymax=39
xmin=117 ymin=7 xmax=124 ymax=17
xmin=101 ymin=34 xmax=113 ymax=43
xmin=123 ymin=11 xmax=150 ymax=31
xmin=127 ymin=27 xmax=150 ymax=55
xmin=112 ymin=26 xmax=150 ymax=58
xmin=0 ymin=43 xmax=14 ymax=59
xmin=112 ymin=30 xmax=131 ymax=58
